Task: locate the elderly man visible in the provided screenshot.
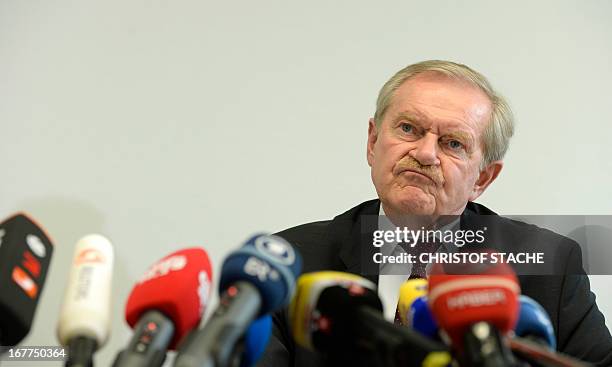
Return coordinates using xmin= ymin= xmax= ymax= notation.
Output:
xmin=259 ymin=60 xmax=612 ymax=366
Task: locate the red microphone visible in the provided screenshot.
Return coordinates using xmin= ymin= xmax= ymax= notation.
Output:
xmin=113 ymin=248 xmax=213 ymax=367
xmin=428 ymin=253 xmax=520 ymax=366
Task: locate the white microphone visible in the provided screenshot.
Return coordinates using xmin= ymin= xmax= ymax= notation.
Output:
xmin=57 ymin=234 xmax=114 ymax=367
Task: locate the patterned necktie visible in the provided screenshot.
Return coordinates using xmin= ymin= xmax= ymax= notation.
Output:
xmin=393 ymin=241 xmax=440 ymax=325
xmin=405 ymin=240 xmax=440 ymax=279
xmin=394 ymin=307 xmax=403 ymax=326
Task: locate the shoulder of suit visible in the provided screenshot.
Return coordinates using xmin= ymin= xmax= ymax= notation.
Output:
xmin=467 ymin=201 xmax=581 ymax=256
xmin=273 ymin=199 xmax=379 ymax=251
xmin=274 ymin=220 xmax=332 ymax=244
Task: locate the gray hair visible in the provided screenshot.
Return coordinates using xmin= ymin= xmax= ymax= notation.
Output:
xmin=374 ymin=60 xmax=514 ymax=168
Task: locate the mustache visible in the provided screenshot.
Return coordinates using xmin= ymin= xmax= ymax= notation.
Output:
xmin=395 ymin=156 xmax=443 ymax=185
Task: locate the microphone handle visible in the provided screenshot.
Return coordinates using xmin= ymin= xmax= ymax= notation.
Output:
xmin=66 ymin=336 xmax=97 ymax=367
xmin=353 ymin=307 xmax=450 ymax=367
xmin=509 ymin=337 xmax=594 ymax=367
xmin=112 ymin=310 xmax=174 ymax=367
xmin=462 ymin=321 xmax=518 ymax=367
xmin=174 ymin=281 xmax=262 ymax=367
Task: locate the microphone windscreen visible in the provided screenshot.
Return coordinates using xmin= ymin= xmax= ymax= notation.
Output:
xmin=289 ymin=271 xmax=381 ymax=351
xmin=219 ymin=234 xmax=302 ymax=315
xmin=0 ymin=213 xmax=54 ymax=346
xmin=516 ymin=295 xmax=556 ymax=350
xmin=240 ymin=315 xmax=272 ymax=367
xmin=125 ymin=248 xmax=212 ymax=349
xmin=57 ymin=234 xmax=114 ymax=347
xmin=397 ymin=278 xmax=427 ymax=325
xmin=428 ymin=257 xmax=520 ymax=348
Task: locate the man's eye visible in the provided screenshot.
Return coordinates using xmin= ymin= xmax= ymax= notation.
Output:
xmin=448 ymin=140 xmax=464 ymax=150
xmin=400 ymin=123 xmax=414 ymax=134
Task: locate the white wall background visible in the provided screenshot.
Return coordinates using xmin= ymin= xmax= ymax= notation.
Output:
xmin=1 ymin=0 xmax=610 ymax=365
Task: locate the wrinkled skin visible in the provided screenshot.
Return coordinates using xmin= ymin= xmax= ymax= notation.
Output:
xmin=367 ymin=72 xmax=503 ymax=222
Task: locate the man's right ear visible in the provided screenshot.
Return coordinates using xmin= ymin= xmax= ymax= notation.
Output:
xmin=367 ymin=118 xmax=378 ymax=167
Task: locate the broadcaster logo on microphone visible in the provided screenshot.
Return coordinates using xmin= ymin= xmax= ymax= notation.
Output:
xmin=255 ymin=235 xmax=296 ymax=265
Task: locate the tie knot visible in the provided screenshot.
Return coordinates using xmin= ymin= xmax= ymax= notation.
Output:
xmin=405 ymin=241 xmax=440 ymax=279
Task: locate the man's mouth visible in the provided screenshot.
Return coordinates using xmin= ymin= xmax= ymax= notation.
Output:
xmin=400 ymin=169 xmax=436 ymax=184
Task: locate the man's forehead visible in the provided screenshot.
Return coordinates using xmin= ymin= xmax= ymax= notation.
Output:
xmin=387 ymin=74 xmax=492 ymax=131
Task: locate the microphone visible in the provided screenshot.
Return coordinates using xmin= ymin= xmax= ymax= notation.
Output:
xmin=509 ymin=296 xmax=590 ymax=366
xmin=409 ymin=297 xmax=440 ymax=341
xmin=515 ymin=295 xmax=556 ymax=350
xmin=428 ymin=259 xmax=521 ymax=366
xmin=112 ymin=248 xmax=213 ymax=367
xmin=290 ymin=271 xmax=451 ymax=367
xmin=240 ymin=315 xmax=272 ymax=367
xmin=396 ymin=279 xmax=439 ymax=340
xmin=174 ymin=233 xmax=302 ymax=367
xmin=57 ymin=234 xmax=114 ymax=367
xmin=0 ymin=213 xmax=54 ymax=347
xmin=396 ymin=278 xmax=428 ymax=326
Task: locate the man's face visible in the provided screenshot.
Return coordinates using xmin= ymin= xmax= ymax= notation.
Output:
xmin=367 ymin=72 xmax=502 ymax=217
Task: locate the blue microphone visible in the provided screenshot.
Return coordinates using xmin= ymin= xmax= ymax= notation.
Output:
xmin=409 ymin=297 xmax=440 ymax=341
xmin=218 ymin=234 xmax=301 ymax=315
xmin=515 ymin=295 xmax=556 ymax=350
xmin=240 ymin=315 xmax=272 ymax=367
xmin=174 ymin=234 xmax=302 ymax=367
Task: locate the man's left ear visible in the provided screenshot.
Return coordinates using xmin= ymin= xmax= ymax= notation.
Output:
xmin=469 ymin=161 xmax=503 ymax=201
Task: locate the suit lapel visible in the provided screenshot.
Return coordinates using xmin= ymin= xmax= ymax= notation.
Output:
xmin=333 ymin=200 xmax=495 ymax=285
xmin=334 ymin=199 xmax=380 ymax=285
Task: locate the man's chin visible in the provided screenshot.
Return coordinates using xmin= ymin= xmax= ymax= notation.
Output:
xmin=385 ymin=189 xmax=437 ymax=216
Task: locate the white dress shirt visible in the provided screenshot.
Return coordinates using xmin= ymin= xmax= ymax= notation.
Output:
xmin=376 ymin=205 xmax=459 ymax=321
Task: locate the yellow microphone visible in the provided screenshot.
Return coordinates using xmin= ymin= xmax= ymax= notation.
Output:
xmin=397 ymin=278 xmax=428 ymax=326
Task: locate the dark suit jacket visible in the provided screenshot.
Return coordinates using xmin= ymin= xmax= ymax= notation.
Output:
xmin=258 ymin=199 xmax=612 ymax=366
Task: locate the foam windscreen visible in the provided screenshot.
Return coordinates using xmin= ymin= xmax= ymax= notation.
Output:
xmin=125 ymin=248 xmax=212 ymax=349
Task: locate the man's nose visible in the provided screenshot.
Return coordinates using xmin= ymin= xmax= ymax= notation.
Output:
xmin=409 ymin=133 xmax=440 ymax=166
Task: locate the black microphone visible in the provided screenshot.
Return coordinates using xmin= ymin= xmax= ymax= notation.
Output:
xmin=174 ymin=234 xmax=302 ymax=367
xmin=0 ymin=213 xmax=54 ymax=349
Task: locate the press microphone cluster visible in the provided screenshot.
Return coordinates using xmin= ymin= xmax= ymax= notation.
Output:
xmin=0 ymin=213 xmax=292 ymax=367
xmin=392 ymin=252 xmax=592 ymax=367
xmin=111 ymin=234 xmax=290 ymax=367
xmin=3 ymin=214 xmax=596 ymax=367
